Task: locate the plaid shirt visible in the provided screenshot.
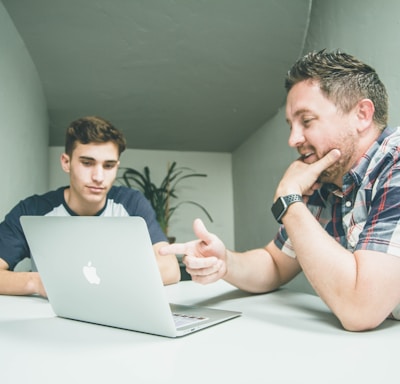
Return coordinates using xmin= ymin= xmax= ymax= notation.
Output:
xmin=274 ymin=126 xmax=400 ymax=259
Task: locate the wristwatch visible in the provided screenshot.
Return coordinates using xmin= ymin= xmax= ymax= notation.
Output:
xmin=271 ymin=194 xmax=303 ymax=224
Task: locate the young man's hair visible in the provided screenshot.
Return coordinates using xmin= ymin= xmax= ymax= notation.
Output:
xmin=285 ymin=49 xmax=388 ymax=129
xmin=65 ymin=116 xmax=127 ymax=157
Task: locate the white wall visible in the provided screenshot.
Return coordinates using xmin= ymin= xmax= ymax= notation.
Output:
xmin=231 ymin=0 xmax=400 ymax=294
xmin=233 ymin=107 xmax=297 ymax=249
xmin=0 ymin=4 xmax=48 ymax=220
xmin=49 ymin=147 xmax=234 ymax=248
xmin=304 ymin=0 xmax=400 ymax=128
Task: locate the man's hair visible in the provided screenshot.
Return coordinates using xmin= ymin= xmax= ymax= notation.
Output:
xmin=65 ymin=116 xmax=127 ymax=157
xmin=285 ymin=49 xmax=388 ymax=129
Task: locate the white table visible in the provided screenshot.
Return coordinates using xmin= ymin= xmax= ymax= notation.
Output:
xmin=1 ymin=280 xmax=398 ymax=383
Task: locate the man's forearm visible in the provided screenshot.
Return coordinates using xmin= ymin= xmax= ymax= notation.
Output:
xmin=0 ymin=269 xmax=44 ymax=296
xmin=223 ymin=246 xmax=290 ymax=293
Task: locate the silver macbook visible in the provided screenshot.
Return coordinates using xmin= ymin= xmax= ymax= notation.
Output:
xmin=20 ymin=216 xmax=241 ymax=337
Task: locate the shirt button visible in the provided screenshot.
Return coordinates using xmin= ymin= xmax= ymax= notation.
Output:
xmin=345 ymin=201 xmax=352 ymax=208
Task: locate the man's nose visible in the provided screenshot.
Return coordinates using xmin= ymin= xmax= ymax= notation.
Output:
xmin=92 ymin=165 xmax=104 ymax=181
xmin=288 ymin=125 xmax=305 ymax=148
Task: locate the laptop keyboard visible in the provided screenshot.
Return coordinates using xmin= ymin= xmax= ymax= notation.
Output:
xmin=172 ymin=312 xmax=209 ymax=328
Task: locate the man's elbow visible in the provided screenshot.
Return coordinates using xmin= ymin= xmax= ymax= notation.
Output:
xmin=337 ymin=310 xmax=387 ymax=332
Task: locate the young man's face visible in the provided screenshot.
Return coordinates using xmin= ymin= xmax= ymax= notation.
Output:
xmin=60 ymin=141 xmax=120 ymax=215
xmin=285 ymin=80 xmax=359 ymax=186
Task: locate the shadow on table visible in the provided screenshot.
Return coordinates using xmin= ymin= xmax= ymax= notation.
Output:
xmin=188 ymin=287 xmax=399 ymax=333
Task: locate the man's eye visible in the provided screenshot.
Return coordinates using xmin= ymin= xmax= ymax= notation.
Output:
xmin=104 ymin=163 xmax=116 ymax=169
xmin=81 ymin=160 xmax=93 ymax=166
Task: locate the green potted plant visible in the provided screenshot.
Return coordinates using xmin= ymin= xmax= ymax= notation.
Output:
xmin=116 ymin=161 xmax=213 ymax=239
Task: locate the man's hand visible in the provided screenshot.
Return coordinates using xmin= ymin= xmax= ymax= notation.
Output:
xmin=274 ymin=149 xmax=341 ymax=202
xmin=159 ymin=218 xmax=227 ymax=284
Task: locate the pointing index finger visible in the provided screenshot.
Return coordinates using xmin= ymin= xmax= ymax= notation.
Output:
xmin=159 ymin=242 xmax=188 ymax=256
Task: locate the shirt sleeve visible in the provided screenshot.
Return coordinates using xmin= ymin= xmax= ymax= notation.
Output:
xmin=0 ymin=202 xmax=32 ymax=270
xmin=355 ymin=161 xmax=400 ymax=257
xmin=111 ymin=187 xmax=168 ymax=244
xmin=273 ymin=225 xmax=296 ymax=258
xmin=131 ymin=193 xmax=168 ymax=244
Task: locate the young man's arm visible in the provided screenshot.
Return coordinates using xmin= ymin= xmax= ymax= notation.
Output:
xmin=0 ymin=258 xmax=46 ymax=297
xmin=153 ymin=242 xmax=181 ymax=285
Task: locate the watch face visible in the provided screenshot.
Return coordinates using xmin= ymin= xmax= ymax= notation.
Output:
xmin=271 ymin=197 xmax=286 ymax=223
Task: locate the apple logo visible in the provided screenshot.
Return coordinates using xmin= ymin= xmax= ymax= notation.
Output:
xmin=82 ymin=261 xmax=101 ymax=285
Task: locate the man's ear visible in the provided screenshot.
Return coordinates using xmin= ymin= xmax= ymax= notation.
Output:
xmin=60 ymin=153 xmax=70 ymax=173
xmin=356 ymin=98 xmax=375 ymax=132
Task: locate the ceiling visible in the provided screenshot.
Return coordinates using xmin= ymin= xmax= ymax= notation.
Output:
xmin=2 ymin=0 xmax=311 ymax=152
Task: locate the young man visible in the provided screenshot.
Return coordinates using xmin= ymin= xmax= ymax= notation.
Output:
xmin=160 ymin=50 xmax=400 ymax=331
xmin=0 ymin=116 xmax=180 ymax=296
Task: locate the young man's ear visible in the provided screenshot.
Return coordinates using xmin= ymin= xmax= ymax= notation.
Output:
xmin=60 ymin=153 xmax=71 ymax=173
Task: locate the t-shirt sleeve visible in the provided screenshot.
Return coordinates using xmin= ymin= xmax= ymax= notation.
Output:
xmin=0 ymin=202 xmax=32 ymax=271
xmin=134 ymin=195 xmax=168 ymax=244
xmin=114 ymin=187 xmax=168 ymax=244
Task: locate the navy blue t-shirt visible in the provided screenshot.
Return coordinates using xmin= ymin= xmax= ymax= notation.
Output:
xmin=0 ymin=186 xmax=167 ymax=270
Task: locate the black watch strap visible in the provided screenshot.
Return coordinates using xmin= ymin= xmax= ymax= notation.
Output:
xmin=271 ymin=194 xmax=303 ymax=224
xmin=284 ymin=194 xmax=303 ymax=205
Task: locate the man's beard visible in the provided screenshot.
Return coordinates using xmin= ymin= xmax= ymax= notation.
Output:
xmin=317 ymin=136 xmax=356 ymax=185
xmin=318 ymin=163 xmax=343 ymax=184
